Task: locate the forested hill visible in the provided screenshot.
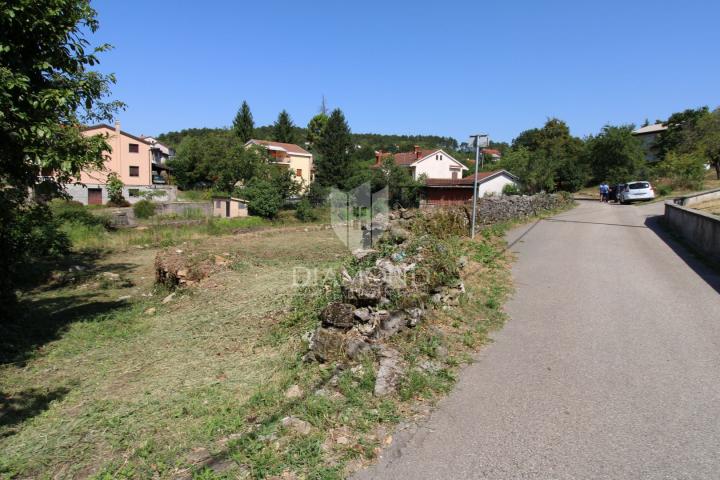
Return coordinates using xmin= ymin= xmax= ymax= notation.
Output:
xmin=156 ymin=126 xmax=460 ymax=154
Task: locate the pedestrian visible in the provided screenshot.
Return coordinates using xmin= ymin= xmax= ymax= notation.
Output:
xmin=599 ymin=182 xmax=609 ymax=203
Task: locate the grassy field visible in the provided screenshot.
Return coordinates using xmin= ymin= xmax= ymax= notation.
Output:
xmin=693 ymin=198 xmax=720 ymax=216
xmin=0 ymin=204 xmax=559 ymax=479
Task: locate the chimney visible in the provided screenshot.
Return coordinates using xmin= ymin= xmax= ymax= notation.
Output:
xmin=414 ymin=145 xmax=421 ymax=159
xmin=115 ymin=121 xmax=121 ymax=134
xmin=375 ymin=150 xmax=382 ymax=165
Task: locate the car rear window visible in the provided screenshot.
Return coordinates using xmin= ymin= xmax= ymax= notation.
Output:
xmin=628 ymin=182 xmax=650 ymax=189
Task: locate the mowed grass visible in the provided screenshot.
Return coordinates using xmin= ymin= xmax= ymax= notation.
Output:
xmin=0 ymin=228 xmax=348 ymax=479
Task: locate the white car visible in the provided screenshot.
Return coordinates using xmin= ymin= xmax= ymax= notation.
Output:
xmin=618 ymin=181 xmax=655 ymax=204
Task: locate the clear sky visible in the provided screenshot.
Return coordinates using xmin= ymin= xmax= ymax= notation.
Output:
xmin=91 ymin=0 xmax=720 ymax=143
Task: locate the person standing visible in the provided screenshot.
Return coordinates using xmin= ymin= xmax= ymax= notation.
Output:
xmin=599 ymin=182 xmax=609 ymax=202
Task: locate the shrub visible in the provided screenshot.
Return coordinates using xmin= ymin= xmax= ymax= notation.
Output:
xmin=50 ymin=199 xmax=111 ymax=228
xmin=242 ymin=179 xmax=283 ymax=218
xmin=295 ymin=197 xmax=318 ymax=222
xmin=656 ymin=184 xmax=673 ymax=196
xmin=502 ymin=183 xmax=521 ymax=196
xmin=306 ymin=182 xmax=329 ymax=207
xmin=133 ymin=200 xmax=157 ymax=219
xmin=660 ymin=151 xmax=706 ymax=190
xmin=106 ymin=172 xmax=128 ymax=206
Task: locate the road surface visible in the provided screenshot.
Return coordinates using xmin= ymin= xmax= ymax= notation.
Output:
xmin=356 ymin=201 xmax=720 ymax=480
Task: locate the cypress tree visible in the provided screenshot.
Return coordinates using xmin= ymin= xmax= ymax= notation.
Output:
xmin=272 ymin=110 xmax=296 ymax=143
xmin=315 ymin=108 xmax=353 ymax=188
xmin=233 ymin=101 xmax=254 ymax=142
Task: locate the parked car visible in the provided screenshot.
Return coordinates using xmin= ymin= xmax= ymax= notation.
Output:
xmin=609 ymin=183 xmax=625 ymax=202
xmin=152 ymin=174 xmax=166 ymax=184
xmin=618 ymin=181 xmax=654 ymax=204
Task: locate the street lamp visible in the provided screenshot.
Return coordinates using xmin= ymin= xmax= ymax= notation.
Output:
xmin=468 ymin=133 xmax=489 ymax=239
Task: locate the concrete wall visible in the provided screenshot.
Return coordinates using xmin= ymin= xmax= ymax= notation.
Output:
xmin=64 ymin=183 xmax=177 ymax=205
xmin=106 ymin=201 xmax=212 ymax=226
xmin=678 ymin=188 xmax=720 ymax=208
xmin=664 ymin=202 xmax=720 ymax=265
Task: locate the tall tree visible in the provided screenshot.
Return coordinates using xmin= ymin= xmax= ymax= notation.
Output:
xmin=272 ymin=110 xmax=296 ymax=143
xmin=585 ymin=125 xmax=646 ymax=184
xmin=0 ymin=0 xmax=122 ymax=303
xmin=306 ymin=113 xmax=328 ymax=148
xmin=686 ymin=108 xmax=720 ymax=179
xmin=655 ymin=106 xmax=709 ymax=160
xmin=315 ymin=109 xmax=353 ymax=188
xmin=233 ymin=100 xmax=254 ymax=142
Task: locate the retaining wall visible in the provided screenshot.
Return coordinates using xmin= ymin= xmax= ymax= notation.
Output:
xmin=664 ymin=202 xmax=720 ymax=265
xmin=106 ymin=201 xmax=211 ymax=226
xmin=674 ymin=187 xmax=720 ymax=207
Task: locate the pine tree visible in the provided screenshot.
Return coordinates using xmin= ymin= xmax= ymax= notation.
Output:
xmin=315 ymin=109 xmax=353 ymax=188
xmin=272 ymin=110 xmax=296 ymax=143
xmin=233 ymin=101 xmax=254 ymax=142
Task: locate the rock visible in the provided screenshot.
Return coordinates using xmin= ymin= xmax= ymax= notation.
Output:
xmin=377 ymin=311 xmax=407 ymax=339
xmin=385 ymin=224 xmax=411 ymax=243
xmin=457 ymin=255 xmax=468 ymax=269
xmin=176 ymin=269 xmax=188 ymax=278
xmin=162 ymin=292 xmax=176 ymax=304
xmin=374 ymin=348 xmax=404 ymax=397
xmin=144 ymin=307 xmax=156 ymax=315
xmin=320 ymin=302 xmax=355 ymax=329
xmin=214 ymin=255 xmax=228 ymax=266
xmin=284 ymin=385 xmax=303 ymax=399
xmin=336 ymin=436 xmax=350 ymax=445
xmin=101 ymin=272 xmax=120 ymax=280
xmin=117 ymin=295 xmax=132 ymax=301
xmin=352 ymin=248 xmax=377 ymax=261
xmin=310 ymin=327 xmax=346 ymax=361
xmin=186 ymin=447 xmax=212 ymax=467
xmin=419 ymin=360 xmax=443 ymax=373
xmin=400 ymin=209 xmax=416 ymax=220
xmin=345 ymin=336 xmax=372 ymax=360
xmin=353 ymin=307 xmax=371 ymax=323
xmin=355 ymin=322 xmax=375 ymax=336
xmin=405 ymin=307 xmax=424 ymax=327
xmin=342 ymin=272 xmax=386 ymax=306
xmin=281 ymin=416 xmax=312 ymax=435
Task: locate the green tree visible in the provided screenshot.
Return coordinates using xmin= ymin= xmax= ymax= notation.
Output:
xmin=272 ymin=110 xmax=296 ymax=143
xmin=684 ymin=108 xmax=720 ymax=179
xmin=655 ymin=106 xmax=709 ymax=160
xmin=242 ymin=178 xmax=283 ymax=218
xmin=658 ymin=151 xmax=706 ymax=189
xmin=306 ymin=113 xmax=328 ymax=148
xmin=371 ymin=158 xmax=424 ymax=207
xmin=0 ymin=0 xmax=122 ymax=302
xmin=585 ymin=125 xmax=646 ymax=184
xmin=106 ymin=172 xmax=126 ymax=205
xmin=233 ymin=100 xmax=254 ymax=142
xmin=315 ymin=109 xmax=353 ymax=188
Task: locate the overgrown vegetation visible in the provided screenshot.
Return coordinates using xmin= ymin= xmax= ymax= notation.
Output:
xmin=133 ymin=199 xmax=157 ymax=219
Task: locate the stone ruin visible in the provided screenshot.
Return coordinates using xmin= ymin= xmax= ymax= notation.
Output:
xmin=304 ymin=207 xmax=467 ymax=396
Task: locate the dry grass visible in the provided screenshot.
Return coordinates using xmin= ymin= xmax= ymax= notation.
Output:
xmin=0 ymin=228 xmax=347 ymax=479
xmin=692 ymin=198 xmax=720 ymax=216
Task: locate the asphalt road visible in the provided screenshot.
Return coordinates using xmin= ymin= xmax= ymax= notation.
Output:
xmin=356 ymin=201 xmax=720 ymax=480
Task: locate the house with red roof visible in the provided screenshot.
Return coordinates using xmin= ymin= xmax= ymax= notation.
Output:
xmin=245 ymin=139 xmax=314 ymax=191
xmin=373 ymin=145 xmax=468 ymax=181
xmin=424 ymin=170 xmax=519 ymax=206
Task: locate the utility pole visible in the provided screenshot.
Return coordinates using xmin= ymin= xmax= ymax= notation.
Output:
xmin=468 ymin=133 xmax=489 ymax=239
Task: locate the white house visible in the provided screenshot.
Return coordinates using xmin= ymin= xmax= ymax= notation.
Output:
xmin=373 ymin=146 xmax=468 ymax=180
xmin=424 ymin=170 xmax=520 ymax=206
xmin=632 ymin=123 xmax=667 ymax=163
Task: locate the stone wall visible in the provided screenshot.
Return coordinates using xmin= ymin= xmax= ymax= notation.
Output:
xmin=106 ymin=201 xmax=212 ymax=227
xmin=664 ymin=202 xmax=720 ymax=265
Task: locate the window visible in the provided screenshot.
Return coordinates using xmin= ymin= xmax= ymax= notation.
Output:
xmin=628 ymin=182 xmax=650 ymax=190
xmin=296 ymin=168 xmax=302 ymax=177
xmin=128 ymin=188 xmax=140 ymax=197
xmin=129 ymin=166 xmax=139 ymax=177
xmin=436 ymin=154 xmax=439 ymax=160
xmin=128 ymin=143 xmax=139 ymax=153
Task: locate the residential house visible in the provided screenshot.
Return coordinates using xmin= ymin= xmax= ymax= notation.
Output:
xmin=65 ymin=122 xmax=177 ymax=205
xmin=632 ymin=123 xmax=667 ymax=163
xmin=373 ymin=145 xmax=469 ymax=180
xmin=245 ymin=139 xmax=313 ymax=192
xmin=481 ymin=148 xmax=502 ymax=162
xmin=141 ymin=136 xmax=175 ymax=183
xmin=423 ymin=170 xmax=520 ymax=206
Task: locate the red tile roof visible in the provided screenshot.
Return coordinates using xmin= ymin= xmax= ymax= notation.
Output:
xmin=482 ymin=148 xmax=501 ymax=156
xmin=392 ymin=148 xmax=438 ymax=166
xmin=425 ymin=170 xmax=511 ymax=187
xmin=247 ymin=139 xmax=311 ymax=156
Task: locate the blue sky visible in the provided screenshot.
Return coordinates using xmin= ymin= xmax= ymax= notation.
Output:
xmin=92 ymin=0 xmax=720 ymax=143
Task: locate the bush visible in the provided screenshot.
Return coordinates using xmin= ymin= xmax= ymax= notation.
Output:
xmin=50 ymin=199 xmax=111 ymax=228
xmin=242 ymin=179 xmax=283 ymax=218
xmin=133 ymin=200 xmax=157 ymax=219
xmin=502 ymin=183 xmax=521 ymax=196
xmin=295 ymin=197 xmax=318 ymax=222
xmin=656 ymin=184 xmax=673 ymax=196
xmin=106 ymin=172 xmax=127 ymax=206
xmin=660 ymin=151 xmax=706 ymax=190
xmin=306 ymin=182 xmax=329 ymax=207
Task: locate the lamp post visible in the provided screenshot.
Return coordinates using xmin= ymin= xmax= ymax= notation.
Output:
xmin=468 ymin=133 xmax=489 ymax=239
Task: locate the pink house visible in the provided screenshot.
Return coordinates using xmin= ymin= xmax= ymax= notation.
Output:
xmin=65 ymin=122 xmax=175 ymax=205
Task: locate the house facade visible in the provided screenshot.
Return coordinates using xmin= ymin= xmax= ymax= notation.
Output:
xmin=245 ymin=139 xmax=313 ymax=192
xmin=632 ymin=123 xmax=667 ymax=163
xmin=64 ymin=122 xmax=176 ymax=205
xmin=374 ymin=146 xmax=468 ymax=180
xmin=423 ymin=170 xmax=519 ymax=206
